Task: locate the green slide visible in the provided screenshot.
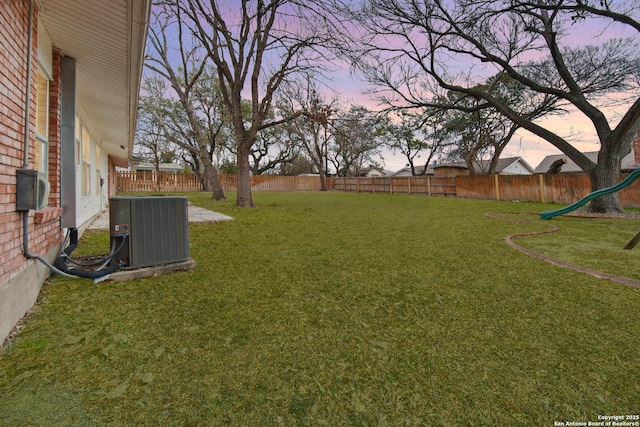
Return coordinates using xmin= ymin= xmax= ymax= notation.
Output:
xmin=540 ymin=169 xmax=640 ymax=220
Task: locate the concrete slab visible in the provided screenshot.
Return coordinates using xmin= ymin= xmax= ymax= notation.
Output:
xmin=87 ymin=202 xmax=233 ymax=230
xmin=83 ymin=202 xmax=231 ymax=282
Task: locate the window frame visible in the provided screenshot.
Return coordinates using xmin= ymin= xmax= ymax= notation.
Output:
xmin=34 ymin=67 xmax=49 ymax=175
xmin=81 ymin=124 xmax=92 ymax=196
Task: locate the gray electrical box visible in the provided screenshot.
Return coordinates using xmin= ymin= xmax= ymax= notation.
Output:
xmin=109 ymin=196 xmax=190 ymax=269
xmin=16 ymin=169 xmax=50 ymax=211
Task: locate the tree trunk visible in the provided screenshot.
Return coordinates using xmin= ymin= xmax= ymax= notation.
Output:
xmin=154 ymin=165 xmax=161 ymax=193
xmin=488 ymin=144 xmax=506 ymax=175
xmin=204 ymin=162 xmax=226 ymax=201
xmin=311 ymin=147 xmax=327 ymax=191
xmin=236 ymin=141 xmax=256 ymax=208
xmin=587 ymin=147 xmax=623 ymax=213
xmin=319 ymin=172 xmax=327 ymax=191
xmin=196 ymin=143 xmax=226 ymax=200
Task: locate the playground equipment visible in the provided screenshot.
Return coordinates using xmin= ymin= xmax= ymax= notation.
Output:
xmin=540 ymin=169 xmax=640 ymax=220
xmin=624 ymin=231 xmax=640 ymax=250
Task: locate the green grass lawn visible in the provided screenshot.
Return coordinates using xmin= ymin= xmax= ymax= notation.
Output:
xmin=1 ymin=192 xmax=639 ymax=426
xmin=516 ymin=213 xmax=640 ymax=282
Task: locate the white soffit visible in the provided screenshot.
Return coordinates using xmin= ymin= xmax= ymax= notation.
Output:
xmin=39 ymin=0 xmax=150 ymax=167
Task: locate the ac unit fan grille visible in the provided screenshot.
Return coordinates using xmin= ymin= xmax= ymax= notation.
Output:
xmin=109 ymin=197 xmax=190 ymax=268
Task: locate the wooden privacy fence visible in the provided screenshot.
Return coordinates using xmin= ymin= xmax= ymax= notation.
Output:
xmin=117 ymin=170 xmax=640 ymax=208
xmin=456 ymin=173 xmax=640 ymax=208
xmin=117 ymin=171 xmax=202 ymax=193
xmin=217 ymin=174 xmax=327 ymax=192
xmin=332 ymin=176 xmax=457 ymax=196
xmin=117 ymin=171 xmax=326 ymax=193
xmin=333 ymin=173 xmax=640 ymax=208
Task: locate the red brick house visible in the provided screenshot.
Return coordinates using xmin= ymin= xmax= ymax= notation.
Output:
xmin=0 ymin=0 xmax=151 ymax=344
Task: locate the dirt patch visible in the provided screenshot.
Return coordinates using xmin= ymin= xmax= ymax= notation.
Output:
xmin=486 ymin=211 xmax=640 ymax=289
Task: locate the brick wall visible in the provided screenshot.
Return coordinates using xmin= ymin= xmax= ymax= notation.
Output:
xmin=0 ymin=1 xmax=30 ymax=285
xmin=48 ymin=49 xmax=62 ymax=208
xmin=0 ymin=2 xmax=63 ymax=285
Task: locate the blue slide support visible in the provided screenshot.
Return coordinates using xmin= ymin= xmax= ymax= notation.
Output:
xmin=540 ymin=169 xmax=640 ymax=220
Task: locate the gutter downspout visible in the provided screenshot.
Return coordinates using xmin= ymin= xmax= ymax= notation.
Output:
xmin=21 ymin=0 xmax=75 ymax=278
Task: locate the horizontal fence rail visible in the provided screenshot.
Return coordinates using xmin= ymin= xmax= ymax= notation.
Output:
xmin=117 ymin=171 xmax=326 ymax=193
xmin=117 ymin=171 xmax=203 ymax=193
xmin=455 ymin=173 xmax=640 ymax=208
xmin=333 ymin=173 xmax=640 ymax=208
xmin=332 ymin=176 xmax=457 ymax=197
xmin=117 ymin=171 xmax=640 ymax=208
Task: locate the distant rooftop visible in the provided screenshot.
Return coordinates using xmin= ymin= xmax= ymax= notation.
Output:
xmin=533 ymin=151 xmax=638 ymax=173
xmin=391 ymin=157 xmax=534 ymax=176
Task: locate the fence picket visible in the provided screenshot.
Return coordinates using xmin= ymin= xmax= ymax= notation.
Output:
xmin=116 ymin=171 xmax=640 ymax=208
xmin=117 ymin=171 xmax=326 ymax=193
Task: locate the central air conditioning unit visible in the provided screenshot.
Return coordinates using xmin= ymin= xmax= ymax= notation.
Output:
xmin=109 ymin=196 xmax=190 ymax=269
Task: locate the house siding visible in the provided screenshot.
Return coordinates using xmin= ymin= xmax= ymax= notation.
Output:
xmin=0 ymin=2 xmax=64 ymax=344
xmin=502 ymin=162 xmax=530 ymax=175
xmin=75 ymin=117 xmax=108 ymax=226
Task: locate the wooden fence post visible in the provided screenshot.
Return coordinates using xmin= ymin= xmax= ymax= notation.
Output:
xmin=427 ymin=177 xmax=431 ymax=196
xmin=539 ymin=174 xmax=546 ymax=203
xmin=494 ymin=174 xmax=500 ymax=200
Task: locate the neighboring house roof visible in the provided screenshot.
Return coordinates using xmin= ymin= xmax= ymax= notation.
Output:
xmin=534 ymin=152 xmax=597 ymax=174
xmin=390 ymin=165 xmax=435 ymax=177
xmin=621 ymin=151 xmax=637 ymax=170
xmin=135 ymin=163 xmax=185 ymax=172
xmin=489 ymin=157 xmax=535 ymax=174
xmin=434 ymin=162 xmax=468 ymax=170
xmin=40 ymin=0 xmax=151 ymax=167
xmin=358 ymin=167 xmax=387 ymax=177
xmin=391 ymin=157 xmax=533 ymax=176
xmin=535 ymin=149 xmax=639 ymax=173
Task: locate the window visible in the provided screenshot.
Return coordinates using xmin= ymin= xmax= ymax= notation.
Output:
xmin=95 ymin=144 xmax=102 ymax=194
xmin=75 ymin=116 xmax=81 ymax=165
xmin=82 ymin=125 xmax=91 ymax=196
xmin=34 ymin=68 xmax=49 ymax=173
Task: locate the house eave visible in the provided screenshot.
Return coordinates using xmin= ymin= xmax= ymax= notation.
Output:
xmin=39 ymin=0 xmax=150 ymax=165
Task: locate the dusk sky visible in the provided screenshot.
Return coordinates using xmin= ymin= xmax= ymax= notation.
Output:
xmin=316 ymin=12 xmax=637 ymax=173
xmin=318 ymin=66 xmax=606 ymax=172
xmin=149 ymin=2 xmax=638 ymax=173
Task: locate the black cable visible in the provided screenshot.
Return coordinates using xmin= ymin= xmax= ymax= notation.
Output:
xmin=54 ymin=229 xmax=127 ymax=279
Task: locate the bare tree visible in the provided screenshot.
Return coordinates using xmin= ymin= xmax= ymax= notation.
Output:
xmin=221 ymin=99 xmax=301 ymax=175
xmin=279 ymin=78 xmax=335 ymax=190
xmin=252 ymin=125 xmax=300 ymax=175
xmin=183 ymin=0 xmax=331 ymax=207
xmin=386 ymin=110 xmax=450 ymax=176
xmin=438 ymin=74 xmax=559 ymax=174
xmin=330 ymin=105 xmax=386 ymax=177
xmin=279 ymin=153 xmax=316 ymax=176
xmin=336 ymin=0 xmax=640 ymax=212
xmin=439 ymin=97 xmax=517 ymax=175
xmin=135 ymin=89 xmax=178 ymax=192
xmin=145 ymin=4 xmax=226 ymax=200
